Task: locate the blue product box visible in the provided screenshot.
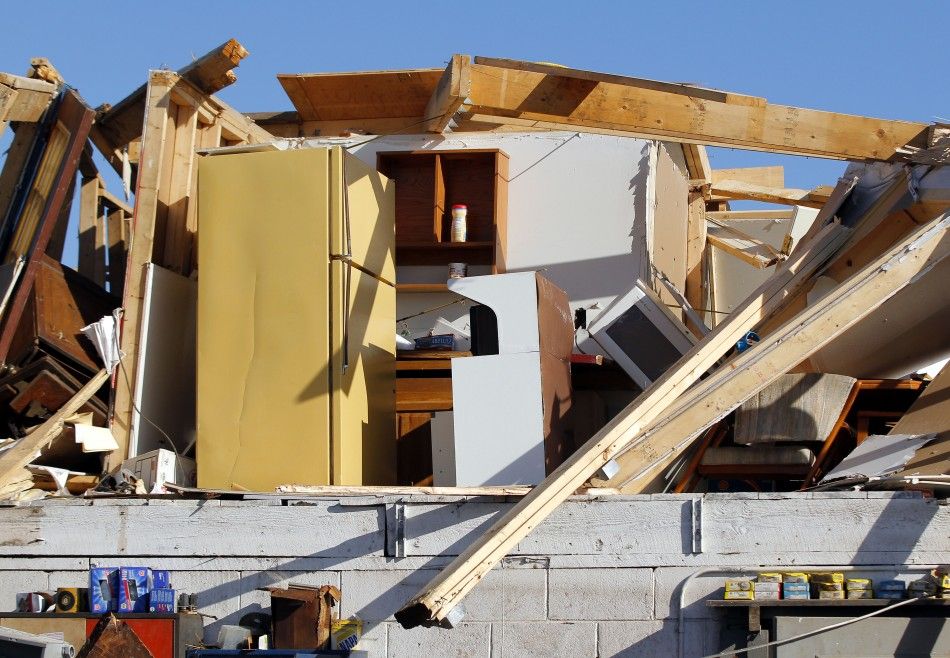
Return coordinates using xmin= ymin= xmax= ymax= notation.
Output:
xmin=152 ymin=570 xmax=171 ymax=589
xmin=783 ymin=583 xmax=810 ymax=600
xmin=149 ymin=587 xmax=176 ymax=613
xmin=414 ymin=334 xmax=455 ymax=350
xmin=89 ymin=567 xmax=119 ymax=613
xmin=118 ymin=567 xmax=153 ymax=612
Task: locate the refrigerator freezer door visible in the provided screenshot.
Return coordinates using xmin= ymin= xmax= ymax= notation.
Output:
xmin=197 ymin=148 xmax=333 ymax=490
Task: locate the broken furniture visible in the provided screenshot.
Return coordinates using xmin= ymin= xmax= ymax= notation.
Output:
xmin=268 ymin=585 xmax=340 ymax=651
xmin=684 ymin=373 xmax=858 ymax=489
xmin=430 ymin=271 xmax=573 ymax=486
xmin=197 ymin=147 xmax=396 ymax=490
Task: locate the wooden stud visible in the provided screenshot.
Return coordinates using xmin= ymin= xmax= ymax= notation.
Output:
xmin=106 ymin=207 xmax=127 ymax=295
xmin=706 ymin=225 xmax=783 ymax=269
xmin=684 ymin=190 xmax=707 ymax=334
xmin=161 ymin=102 xmax=198 ymax=273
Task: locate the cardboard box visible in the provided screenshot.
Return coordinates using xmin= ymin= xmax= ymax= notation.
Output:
xmin=753 ymin=581 xmax=780 ymax=593
xmin=847 ymin=589 xmax=874 ymax=599
xmin=149 ymin=587 xmax=176 ymax=613
xmin=331 ymin=618 xmax=363 ymax=651
xmin=754 ymin=590 xmax=781 ymax=600
xmin=89 ymin=567 xmax=119 ymax=613
xmin=118 ymin=567 xmax=153 ymax=612
xmin=757 ymin=573 xmax=783 ymax=583
xmin=123 ymin=449 xmax=197 ymax=491
xmin=783 ymin=583 xmax=810 ymax=600
xmin=818 ymin=590 xmax=845 ymax=600
xmin=153 ymin=570 xmax=171 ymax=589
xmin=723 ymin=590 xmax=754 ymax=600
xmin=724 ymin=578 xmax=753 ymax=591
xmin=783 ymin=573 xmax=809 ymax=584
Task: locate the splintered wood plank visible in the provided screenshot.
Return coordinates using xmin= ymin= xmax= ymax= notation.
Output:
xmin=0 ymin=84 xmax=18 ymax=137
xmin=682 ymin=143 xmax=711 ymax=183
xmin=0 ymin=73 xmax=56 ymax=123
xmin=464 ymin=56 xmax=935 ymax=162
xmin=278 ymin=68 xmax=443 ymax=121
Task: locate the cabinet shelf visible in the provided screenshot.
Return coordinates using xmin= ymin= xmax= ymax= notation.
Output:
xmin=396 ymin=283 xmax=452 ymax=294
xmin=378 ymin=149 xmax=508 ymax=271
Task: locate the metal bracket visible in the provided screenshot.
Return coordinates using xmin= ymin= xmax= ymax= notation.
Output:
xmin=691 ymin=497 xmax=703 ymax=554
xmin=385 ymin=502 xmax=406 ymax=558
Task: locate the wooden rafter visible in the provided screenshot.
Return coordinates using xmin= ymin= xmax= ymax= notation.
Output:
xmin=446 ymin=55 xmax=939 ymax=163
xmin=0 ymin=73 xmax=57 ymax=124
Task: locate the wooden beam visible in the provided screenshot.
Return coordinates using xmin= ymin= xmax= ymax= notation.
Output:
xmin=97 ymin=183 xmax=133 ymax=215
xmin=464 ymin=56 xmax=936 ymax=163
xmin=0 ymin=84 xmax=19 ymax=137
xmin=394 ymin=178 xmax=860 ymax=627
xmin=712 ymin=165 xmax=784 ymax=189
xmin=424 ymin=55 xmax=471 ymax=133
xmin=0 ymin=369 xmax=108 ymax=493
xmin=93 ymin=38 xmax=250 ymax=167
xmin=611 ymin=211 xmax=950 ymax=492
xmin=710 ymin=179 xmax=831 ymax=208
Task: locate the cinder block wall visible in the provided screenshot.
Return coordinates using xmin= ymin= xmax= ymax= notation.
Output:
xmin=0 ymin=492 xmax=946 ymax=657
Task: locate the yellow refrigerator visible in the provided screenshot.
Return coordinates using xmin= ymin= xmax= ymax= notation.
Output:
xmin=196 ymin=147 xmax=396 ymax=490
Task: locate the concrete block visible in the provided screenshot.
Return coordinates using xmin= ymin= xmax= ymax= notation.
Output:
xmin=491 ymin=621 xmax=595 ymax=657
xmin=341 ymin=568 xmax=546 ymax=622
xmin=654 ymin=567 xmax=724 ymax=620
xmin=0 ymin=570 xmax=49 ymax=597
xmin=356 ymin=622 xmax=388 ymax=658
xmin=388 ymin=621 xmax=490 ymax=658
xmin=238 ymin=569 xmax=342 ymax=619
xmin=597 ymin=621 xmax=673 ymax=657
xmin=598 ymin=620 xmax=716 ymax=657
xmin=548 ymin=568 xmax=653 ymax=620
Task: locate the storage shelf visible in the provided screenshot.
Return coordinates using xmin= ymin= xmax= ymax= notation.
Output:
xmin=396 ymin=241 xmax=494 ymax=266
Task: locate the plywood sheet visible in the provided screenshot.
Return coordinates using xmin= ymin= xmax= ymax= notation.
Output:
xmin=278 ymin=69 xmax=442 ymax=122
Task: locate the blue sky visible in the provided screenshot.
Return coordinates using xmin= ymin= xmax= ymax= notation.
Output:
xmin=2 ymin=0 xmax=948 ymax=264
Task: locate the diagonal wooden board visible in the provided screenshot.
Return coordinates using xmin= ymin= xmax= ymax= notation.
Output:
xmin=396 ymin=205 xmax=949 ymax=628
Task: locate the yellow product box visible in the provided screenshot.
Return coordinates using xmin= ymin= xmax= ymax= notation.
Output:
xmin=847 ymin=589 xmax=874 ymax=599
xmin=846 ymin=578 xmax=873 ymax=590
xmin=724 ymin=590 xmax=754 ymax=600
xmin=783 ymin=573 xmax=809 ymax=584
xmin=815 ymin=582 xmax=844 ymax=592
xmin=819 ymin=590 xmax=845 ymax=600
xmin=724 ymin=578 xmax=753 ymax=592
xmin=757 ymin=573 xmax=783 ymax=583
xmin=810 ymin=572 xmax=844 ymax=584
xmin=331 ymin=618 xmax=363 ymax=651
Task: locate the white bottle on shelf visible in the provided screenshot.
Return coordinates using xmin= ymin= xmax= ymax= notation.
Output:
xmin=450 ymin=204 xmax=467 ymax=242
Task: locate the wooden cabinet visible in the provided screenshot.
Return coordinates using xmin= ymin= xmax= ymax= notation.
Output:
xmin=377 ymin=149 xmax=508 ymax=273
